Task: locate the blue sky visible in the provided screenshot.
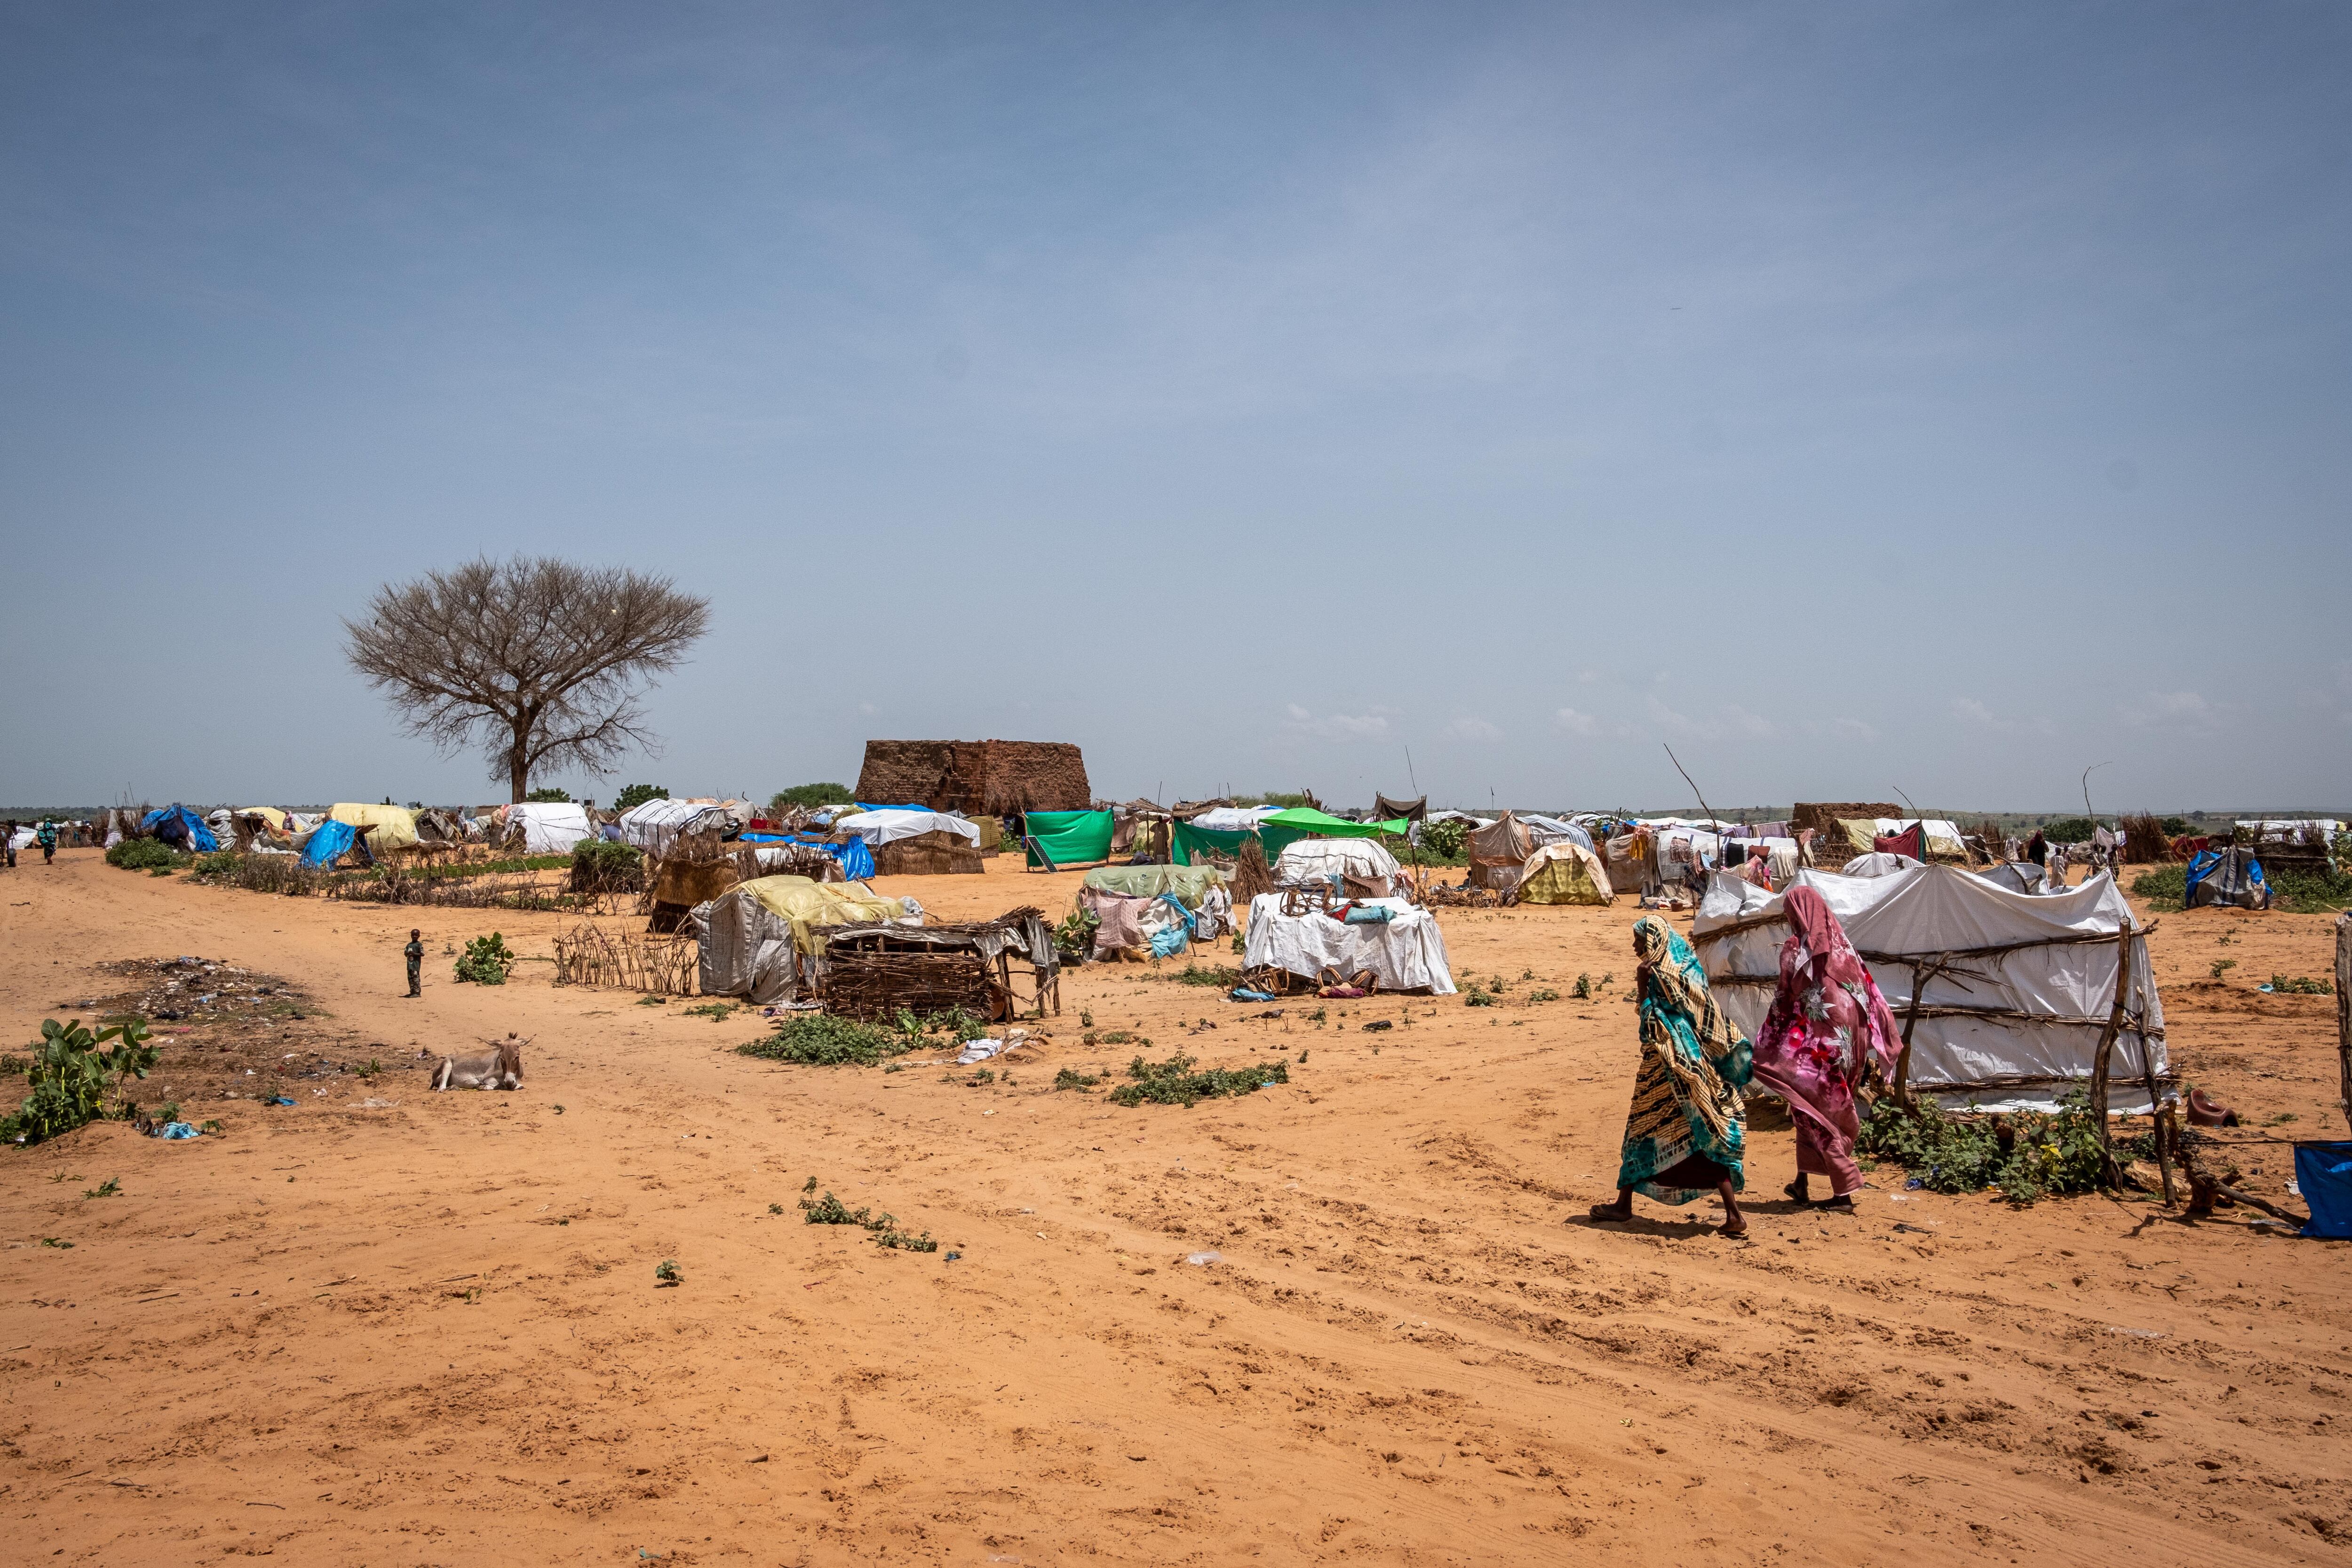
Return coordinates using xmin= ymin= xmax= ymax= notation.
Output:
xmin=3 ymin=2 xmax=2346 ymax=812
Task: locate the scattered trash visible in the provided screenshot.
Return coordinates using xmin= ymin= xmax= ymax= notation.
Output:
xmin=151 ymin=1122 xmax=200 ymax=1140
xmin=1362 ymin=1019 xmax=1393 ymax=1032
xmin=269 ymin=1096 xmax=296 ymax=1107
xmin=1229 ymin=987 xmax=1276 ymax=1003
xmin=1185 ymin=1250 xmax=1222 ymax=1266
xmin=1904 ymin=1178 xmax=1924 ymax=1190
xmin=956 ymin=1030 xmax=1029 ymax=1065
xmin=2106 ymin=1325 xmax=2166 ymax=1339
xmin=1892 ymin=1222 xmax=1937 ymax=1235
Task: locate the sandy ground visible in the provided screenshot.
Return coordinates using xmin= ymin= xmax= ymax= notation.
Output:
xmin=1 ymin=848 xmax=2347 ymax=1566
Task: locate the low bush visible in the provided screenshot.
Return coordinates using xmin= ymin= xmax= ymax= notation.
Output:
xmin=1857 ymin=1091 xmax=2123 ymax=1205
xmin=770 ymin=782 xmax=854 ymax=812
xmin=524 ymin=787 xmax=574 ymax=803
xmin=1416 ymin=818 xmax=1470 ymax=859
xmin=569 ymin=838 xmax=645 ymax=895
xmin=1108 ymin=1052 xmax=1289 ymax=1107
xmin=613 ymin=784 xmax=668 ymax=812
xmin=453 ymin=932 xmax=517 ymax=985
xmin=2039 ymin=816 xmax=2095 ymax=844
xmin=738 ymin=1014 xmax=913 ymax=1067
xmin=2 ymin=1017 xmax=157 ymax=1145
xmin=2130 ymin=865 xmax=2186 ymax=909
xmin=105 ymin=837 xmax=182 ymax=871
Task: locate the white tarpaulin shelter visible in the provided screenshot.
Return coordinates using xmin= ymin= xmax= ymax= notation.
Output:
xmin=1272 ymin=838 xmax=1401 ymax=892
xmin=617 ymin=797 xmax=746 ymax=856
xmin=832 ymin=808 xmax=980 ymax=848
xmin=1517 ymin=814 xmax=1597 ymax=852
xmin=507 ymin=802 xmax=592 ymax=855
xmin=1188 ymin=805 xmax=1283 ymax=831
xmin=1865 ymin=818 xmax=1970 ymax=858
xmin=1842 ymin=852 xmax=1921 ymax=877
xmin=1242 ymin=894 xmax=1456 ymax=994
xmin=1692 ymin=864 xmax=2164 ymax=1113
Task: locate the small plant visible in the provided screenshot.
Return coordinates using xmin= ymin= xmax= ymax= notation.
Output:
xmin=41 ymin=1237 xmax=73 ymax=1249
xmin=2264 ymin=1111 xmax=2300 ymax=1126
xmin=768 ymin=1202 xmax=786 ymax=1214
xmin=1054 ymin=1067 xmax=1102 ymax=1091
xmin=3 ymin=1016 xmax=158 ymax=1145
xmin=1599 ymin=972 xmax=1613 ymax=989
xmin=1463 ymin=986 xmax=1497 ymax=1007
xmin=453 ymin=932 xmax=517 ymax=985
xmin=568 ymin=838 xmax=646 ymax=895
xmin=636 ymin=995 xmax=669 ymax=1006
xmin=968 ymin=1067 xmax=996 ymax=1086
xmin=1099 ymin=1030 xmax=1144 ymax=1046
xmin=1305 ymin=1008 xmax=1326 ymax=1026
xmin=1418 ymin=818 xmax=1469 ymax=859
xmin=1080 ymin=1009 xmax=1095 ymax=1028
xmin=1573 ymin=973 xmax=1593 ymax=1000
xmin=84 ymin=1177 xmax=120 ymax=1199
xmin=1108 ymin=1052 xmax=1289 ymax=1108
xmin=355 ymin=1059 xmax=382 ymax=1080
xmin=1857 ymin=1092 xmax=2115 ymax=1205
xmin=1150 ymin=962 xmax=1245 ymax=989
xmin=1527 ymin=988 xmax=1560 ymax=1003
xmin=2268 ymin=974 xmax=2333 ymax=995
xmin=1053 ymin=906 xmax=1101 ymax=962
xmin=105 ymin=837 xmax=182 ymax=871
xmin=2209 ymin=958 xmax=2237 ymax=982
xmin=738 ymin=1015 xmax=912 ymax=1067
xmin=1296 ymin=1049 xmax=1309 ymax=1064
xmin=799 ymin=1182 xmax=937 ymax=1250
xmin=683 ymin=1001 xmax=739 ymax=1022
xmin=654 ymin=1258 xmax=682 ymax=1286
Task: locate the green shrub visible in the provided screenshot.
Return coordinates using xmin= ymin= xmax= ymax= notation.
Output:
xmin=737 ymin=1014 xmax=912 ymax=1067
xmin=1107 ymin=1052 xmax=1288 ymax=1107
xmin=569 ymin=838 xmax=645 ymax=894
xmin=2271 ymin=864 xmax=2352 ymax=914
xmin=105 ymin=837 xmax=182 ymax=871
xmin=769 ymin=783 xmax=853 ymax=812
xmin=2269 ymin=974 xmax=2334 ymax=995
xmin=2040 ymin=816 xmax=2095 ymax=844
xmin=1417 ymin=818 xmax=1470 ymax=859
xmin=524 ymin=787 xmax=574 ymax=803
xmin=2 ymin=1017 xmax=158 ymax=1146
xmin=1053 ymin=906 xmax=1100 ymax=961
xmin=453 ymin=932 xmax=516 ymax=985
xmin=613 ymin=783 xmax=668 ymax=812
xmin=1857 ymin=1091 xmax=2115 ymax=1205
xmin=2130 ymin=865 xmax=2186 ymax=909
xmin=1054 ymin=1067 xmax=1102 ymax=1091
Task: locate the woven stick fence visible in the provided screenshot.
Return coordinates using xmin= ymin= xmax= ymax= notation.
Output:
xmin=552 ymin=923 xmax=700 ymax=994
xmin=825 ymin=950 xmax=1003 ymax=1022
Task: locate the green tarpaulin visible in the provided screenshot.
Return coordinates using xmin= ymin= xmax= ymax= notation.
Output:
xmin=1023 ymin=810 xmax=1114 ymax=869
xmin=1082 ymin=863 xmax=1229 ymax=905
xmin=1171 ymin=820 xmax=1252 ymax=867
xmin=1258 ymin=808 xmax=1407 ymax=863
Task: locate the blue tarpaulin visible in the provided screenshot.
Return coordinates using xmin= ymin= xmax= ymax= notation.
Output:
xmin=747 ymin=831 xmax=875 ymax=880
xmin=141 ymin=804 xmax=219 ymax=853
xmin=2296 ymin=1142 xmax=2352 ymax=1239
xmin=300 ymin=819 xmax=357 ymax=867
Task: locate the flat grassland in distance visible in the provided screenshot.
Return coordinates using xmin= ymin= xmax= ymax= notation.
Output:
xmin=1 ymin=850 xmax=2345 ymax=1565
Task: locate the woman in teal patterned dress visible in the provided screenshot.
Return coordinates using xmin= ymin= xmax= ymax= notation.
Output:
xmin=1589 ymin=915 xmax=1753 ymax=1238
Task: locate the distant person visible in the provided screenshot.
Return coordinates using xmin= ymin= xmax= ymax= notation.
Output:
xmin=3 ymin=820 xmax=16 ymax=870
xmin=1740 ymin=844 xmax=1773 ymax=890
xmin=2026 ymin=829 xmax=2048 ymax=868
xmin=405 ymin=928 xmax=424 ymax=998
xmin=37 ymin=818 xmax=57 ymax=865
xmin=1752 ymin=887 xmax=1904 ymax=1212
xmin=1589 ymin=916 xmax=1752 ymax=1238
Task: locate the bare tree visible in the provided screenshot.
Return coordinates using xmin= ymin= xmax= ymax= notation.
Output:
xmin=344 ymin=557 xmax=710 ymax=802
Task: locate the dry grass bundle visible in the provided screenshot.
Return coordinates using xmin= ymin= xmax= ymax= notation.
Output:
xmin=871 ymin=830 xmax=984 ymax=876
xmin=1232 ymin=836 xmax=1276 ymax=905
xmin=552 ymin=924 xmax=699 ymax=993
xmin=2119 ymin=812 xmax=2175 ymax=863
xmin=327 ymin=867 xmax=582 ymax=911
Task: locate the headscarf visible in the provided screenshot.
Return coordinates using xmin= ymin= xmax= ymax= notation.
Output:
xmin=1759 ymin=886 xmax=1903 ymax=1079
xmin=1633 ymin=915 xmax=1748 ymax=1139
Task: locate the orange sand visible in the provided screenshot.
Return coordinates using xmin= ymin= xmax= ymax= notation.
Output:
xmin=1 ymin=849 xmax=2346 ymax=1564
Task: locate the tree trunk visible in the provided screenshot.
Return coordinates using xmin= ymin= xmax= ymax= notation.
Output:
xmin=510 ymin=720 xmax=531 ymax=803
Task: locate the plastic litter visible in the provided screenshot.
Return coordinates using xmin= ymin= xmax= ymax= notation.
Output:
xmin=1230 ymin=987 xmax=1276 ymax=1003
xmin=955 ymin=1030 xmax=1029 ymax=1065
xmin=2294 ymin=1141 xmax=2352 ymax=1239
xmin=270 ymin=1096 xmax=296 ymax=1107
xmin=1185 ymin=1250 xmax=1222 ymax=1266
xmin=151 ymin=1122 xmax=200 ymax=1140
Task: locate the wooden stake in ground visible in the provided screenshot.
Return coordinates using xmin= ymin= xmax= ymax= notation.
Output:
xmin=2336 ymin=910 xmax=2351 ymax=1134
xmin=2087 ymin=915 xmax=2135 ymax=1186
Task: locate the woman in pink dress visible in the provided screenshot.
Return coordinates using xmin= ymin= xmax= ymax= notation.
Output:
xmin=1751 ymin=886 xmax=1904 ymax=1210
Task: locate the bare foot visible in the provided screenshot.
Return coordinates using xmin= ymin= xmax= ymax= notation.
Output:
xmin=1719 ymin=1218 xmax=1748 ymax=1238
xmin=1588 ymin=1202 xmax=1633 ymax=1223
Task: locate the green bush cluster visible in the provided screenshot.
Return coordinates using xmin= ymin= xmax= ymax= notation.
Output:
xmin=1107 ymin=1052 xmax=1288 ymax=1107
xmin=613 ymin=784 xmax=669 ymax=812
xmin=105 ymin=837 xmax=183 ymax=871
xmin=769 ymin=782 xmax=853 ymax=812
xmin=737 ymin=1014 xmax=914 ymax=1067
xmin=2038 ymin=816 xmax=2096 ymax=844
xmin=1416 ymin=818 xmax=1470 ymax=859
xmin=2 ymin=1017 xmax=157 ymax=1145
xmin=524 ymin=787 xmax=574 ymax=803
xmin=1857 ymin=1091 xmax=2126 ymax=1205
xmin=797 ymin=1178 xmax=937 ymax=1251
xmin=568 ymin=838 xmax=645 ymax=894
xmin=453 ymin=932 xmax=516 ymax=985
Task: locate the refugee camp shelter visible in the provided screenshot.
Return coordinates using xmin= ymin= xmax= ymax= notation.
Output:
xmin=1692 ymin=864 xmax=2165 ymax=1112
xmin=1022 ymin=810 xmax=1114 ymax=870
xmin=1517 ymin=815 xmax=1596 ymax=852
xmin=1467 ymin=813 xmax=1534 ymax=889
xmin=1373 ymin=793 xmax=1427 ymax=823
xmin=1272 ymin=838 xmax=1402 ymax=896
xmin=695 ymin=875 xmax=912 ymax=1002
xmin=505 ymin=802 xmax=592 ymax=854
xmin=329 ymin=803 xmax=419 ymax=851
xmin=1974 ymin=861 xmax=2044 ymax=894
xmin=831 ymin=808 xmax=984 ymax=874
xmin=2185 ymin=847 xmax=2270 ymax=909
xmin=1843 ymin=852 xmax=1923 ymax=878
xmin=823 ymin=909 xmax=1060 ymax=1022
xmin=1241 ymin=892 xmax=1457 ymax=995
xmin=143 ymin=804 xmax=219 ymax=852
xmin=1515 ymin=842 xmax=1614 ymax=905
xmin=618 ymin=798 xmax=747 ymax=858
xmin=855 ymin=739 xmax=1091 ymax=815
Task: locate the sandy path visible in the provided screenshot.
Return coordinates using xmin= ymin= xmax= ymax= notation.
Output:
xmin=2 ymin=849 xmax=2347 ymax=1565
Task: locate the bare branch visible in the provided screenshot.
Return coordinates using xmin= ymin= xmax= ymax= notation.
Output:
xmin=343 ymin=556 xmax=710 ymax=801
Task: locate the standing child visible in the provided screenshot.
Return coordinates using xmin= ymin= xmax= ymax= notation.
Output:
xmin=37 ymin=819 xmax=57 ymax=865
xmin=405 ymin=928 xmax=424 ymax=998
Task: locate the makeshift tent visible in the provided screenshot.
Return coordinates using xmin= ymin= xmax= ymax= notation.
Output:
xmin=299 ymin=819 xmax=358 ymax=868
xmin=1725 ymin=836 xmax=1800 ymax=882
xmin=1515 ymin=842 xmax=1614 ymax=906
xmin=1373 ymin=793 xmax=1427 ymax=823
xmin=833 ymin=808 xmax=980 ymax=849
xmin=505 ymin=802 xmax=591 ymax=855
xmin=1082 ymin=864 xmax=1229 ymax=906
xmin=1467 ymin=813 xmax=1534 ymax=890
xmin=1843 ymin=852 xmax=1923 ymax=878
xmin=1517 ymin=815 xmax=1596 ymax=852
xmin=1257 ymin=808 xmax=1406 ymax=863
xmin=142 ymin=804 xmax=219 ymax=853
xmin=618 ymin=798 xmax=746 ymax=857
xmin=1273 ymin=838 xmax=1402 ymax=896
xmin=1692 ymin=865 xmax=2166 ymax=1112
xmin=696 ymin=874 xmax=912 ymax=995
xmin=328 ymin=803 xmax=419 ymax=851
xmin=1974 ymin=861 xmax=2045 ymax=894
xmin=1023 ymin=810 xmax=1114 ymax=868
xmin=1186 ymin=805 xmax=1282 ymax=832
xmin=823 ymin=911 xmax=1060 ymax=1021
xmin=1874 ymin=824 xmax=1925 ymax=861
xmin=2185 ymin=847 xmax=2270 ymax=910
xmin=1242 ymin=894 xmax=1457 ymax=995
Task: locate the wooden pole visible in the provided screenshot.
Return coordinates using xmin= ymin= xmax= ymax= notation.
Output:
xmin=2336 ymin=911 xmax=2351 ymax=1134
xmin=2088 ymin=915 xmax=2135 ymax=1186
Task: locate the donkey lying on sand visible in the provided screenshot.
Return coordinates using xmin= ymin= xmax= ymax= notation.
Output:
xmin=432 ymin=1033 xmax=526 ymax=1091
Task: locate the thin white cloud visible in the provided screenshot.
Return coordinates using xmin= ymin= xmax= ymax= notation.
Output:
xmin=1723 ymin=704 xmax=1776 ymax=739
xmin=1553 ymin=707 xmax=1600 ymax=737
xmin=2124 ymin=690 xmax=2220 ymax=731
xmin=1284 ymin=705 xmax=1393 ymax=742
xmin=1645 ymin=695 xmax=1703 ymax=738
xmin=1448 ymin=716 xmax=1502 ymax=741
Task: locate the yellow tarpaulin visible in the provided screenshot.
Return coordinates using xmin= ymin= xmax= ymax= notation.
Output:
xmin=737 ymin=875 xmax=907 ymax=954
xmin=1515 ymin=842 xmax=1615 ymax=906
xmin=237 ymin=806 xmax=289 ymax=830
xmin=329 ymin=803 xmax=419 ymax=851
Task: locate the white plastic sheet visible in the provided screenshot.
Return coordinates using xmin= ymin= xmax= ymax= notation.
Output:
xmin=1272 ymin=839 xmax=1401 ymax=890
xmin=1242 ymin=894 xmax=1456 ymax=995
xmin=508 ymin=802 xmax=592 ymax=855
xmin=831 ymin=809 xmax=980 ymax=848
xmin=1692 ymin=864 xmax=2164 ymax=1112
